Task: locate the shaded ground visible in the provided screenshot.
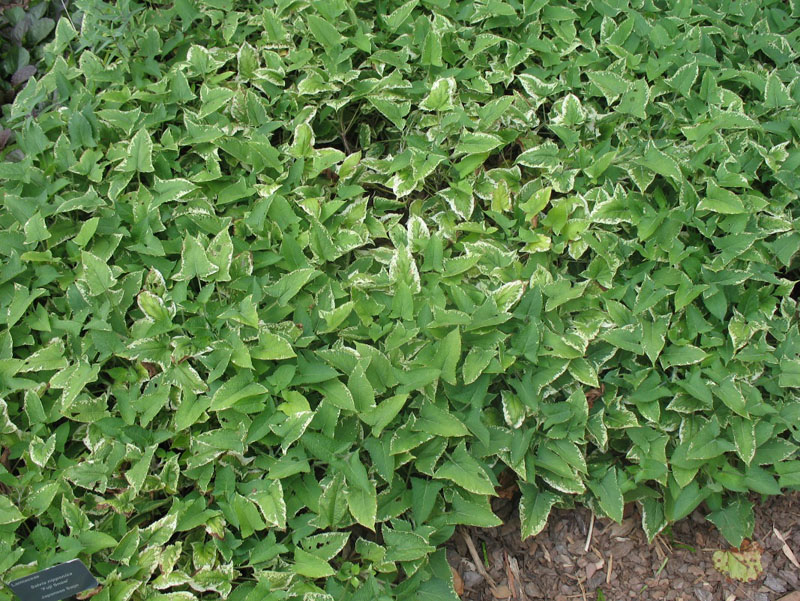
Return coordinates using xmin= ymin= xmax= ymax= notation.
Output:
xmin=448 ymin=492 xmax=800 ymax=601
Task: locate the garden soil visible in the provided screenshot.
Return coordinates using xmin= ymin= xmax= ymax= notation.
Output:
xmin=448 ymin=492 xmax=800 ymax=601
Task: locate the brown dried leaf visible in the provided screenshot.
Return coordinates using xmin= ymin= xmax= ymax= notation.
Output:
xmin=452 ymin=566 xmax=464 ymax=597
xmin=496 ymin=468 xmax=519 ymax=499
xmin=585 ymin=384 xmax=605 ymax=409
xmin=141 ymin=361 xmax=160 ymax=378
xmin=496 ymin=485 xmax=518 ymax=500
xmin=76 ymin=585 xmax=103 ymax=600
xmin=773 ymin=527 xmax=800 ymax=569
xmin=775 ymin=594 xmax=800 ymax=601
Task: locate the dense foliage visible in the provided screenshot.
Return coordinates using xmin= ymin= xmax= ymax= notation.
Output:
xmin=1 ymin=0 xmax=799 ymax=599
xmin=0 ymin=0 xmax=59 ymax=111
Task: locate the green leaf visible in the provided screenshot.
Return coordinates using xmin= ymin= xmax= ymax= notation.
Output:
xmin=264 ymin=268 xmax=321 ymax=305
xmin=568 ymin=358 xmax=598 ymax=387
xmin=660 ymin=345 xmax=707 ymax=368
xmin=24 ymin=212 xmax=50 ymax=244
xmin=666 ymin=62 xmax=698 ymax=97
xmin=344 ymin=454 xmax=377 ymax=530
xmin=172 ymin=235 xmax=219 ymax=281
xmin=421 ymin=28 xmax=443 ymax=66
xmin=588 ymin=468 xmax=624 ymax=523
xmin=81 ymin=250 xmax=117 ymax=295
xmin=455 ymin=132 xmax=504 ymax=155
xmin=637 ymin=143 xmax=681 ymax=181
xmin=434 ymin=327 xmax=461 ymax=386
xmin=634 ymin=277 xmax=673 ymax=314
xmin=665 ymin=479 xmax=708 ymax=522
xmin=713 ymin=378 xmax=748 ymax=417
xmin=289 ymin=123 xmax=314 ymax=158
xmin=29 ymin=434 xmax=56 ymax=467
xmin=411 ymin=477 xmax=443 ymax=524
xmin=253 ymin=479 xmax=287 ymax=530
xmin=78 ymin=531 xmax=118 ymax=554
xmin=729 ymin=417 xmax=756 ymax=466
xmin=501 ymin=390 xmax=526 ymax=428
xmin=125 ymin=445 xmax=157 ymax=494
xmin=233 ymin=494 xmax=267 ymax=538
xmin=294 ymin=548 xmax=335 ymax=578
xmin=698 ymin=181 xmax=746 ymax=214
xmin=435 ymin=441 xmax=495 ymax=496
xmin=368 ymin=96 xmax=411 ymax=129
xmin=49 ymin=17 xmax=77 ymax=54
xmin=211 ymin=376 xmax=268 ymax=411
xmin=618 ymin=78 xmax=649 ymax=118
xmin=73 ymin=216 xmax=100 ymax=247
xmin=641 ymin=316 xmax=668 ymax=364
xmin=778 ymin=359 xmax=800 ymax=388
xmin=50 ymin=361 xmax=100 ymax=409
xmin=22 ymin=340 xmax=68 ymax=373
xmin=347 ymin=363 xmax=375 ymax=412
xmin=121 ymin=128 xmax=154 ymax=172
xmin=5 ymin=284 xmax=45 ymax=328
xmin=317 ymin=378 xmax=356 ymax=412
xmin=707 ymin=498 xmax=754 ymax=548
xmin=251 ymin=331 xmax=295 ymax=360
xmin=640 ymin=497 xmax=667 ymax=542
xmin=306 ymin=15 xmax=344 ymax=51
xmin=0 ymin=496 xmax=25 ymax=525
xmin=519 ymin=483 xmax=558 ymax=539
xmin=587 ymin=71 xmax=630 ymax=103
xmin=383 ymin=529 xmax=435 ymax=562
xmin=362 ymin=394 xmax=408 ymax=436
xmin=764 ymin=72 xmax=793 ymax=109
xmin=415 ymin=402 xmax=470 ymax=438
xmin=27 ymin=481 xmax=60 ymax=515
xmin=674 ymin=274 xmax=708 ymax=311
xmin=447 ymin=491 xmax=502 ymax=527
xmin=420 ymin=77 xmax=456 ymax=112
xmin=462 ymin=347 xmax=494 ymax=385
xmin=384 ymin=0 xmax=418 ymax=31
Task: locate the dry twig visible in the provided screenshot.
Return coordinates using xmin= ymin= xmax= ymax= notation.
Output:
xmin=584 ymin=513 xmax=595 ymax=553
xmin=508 ymin=554 xmax=527 ymax=601
xmin=461 ymin=528 xmax=500 ymax=594
xmin=773 ymin=527 xmax=800 ymax=569
xmin=504 ymin=551 xmax=517 ymax=600
xmin=578 ymin=579 xmax=588 ymax=601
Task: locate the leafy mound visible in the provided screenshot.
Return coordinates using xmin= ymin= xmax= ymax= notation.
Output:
xmin=1 ymin=0 xmax=799 ymax=599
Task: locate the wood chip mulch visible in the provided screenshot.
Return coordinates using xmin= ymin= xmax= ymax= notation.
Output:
xmin=448 ymin=492 xmax=800 ymax=601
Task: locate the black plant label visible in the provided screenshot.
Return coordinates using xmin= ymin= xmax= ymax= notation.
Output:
xmin=6 ymin=559 xmax=98 ymax=601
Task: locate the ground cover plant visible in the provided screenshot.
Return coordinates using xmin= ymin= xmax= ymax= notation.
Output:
xmin=0 ymin=0 xmax=799 ymax=599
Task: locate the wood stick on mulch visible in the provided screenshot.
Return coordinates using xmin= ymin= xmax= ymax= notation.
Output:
xmin=773 ymin=526 xmax=800 ymax=569
xmin=578 ymin=579 xmax=588 ymax=601
xmin=509 ymin=553 xmax=527 ymax=601
xmin=460 ymin=529 xmax=500 ymax=594
xmin=504 ymin=551 xmax=516 ymax=599
xmin=584 ymin=513 xmax=595 ymax=553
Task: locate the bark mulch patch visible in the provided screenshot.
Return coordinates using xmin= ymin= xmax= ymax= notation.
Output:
xmin=448 ymin=492 xmax=800 ymax=601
